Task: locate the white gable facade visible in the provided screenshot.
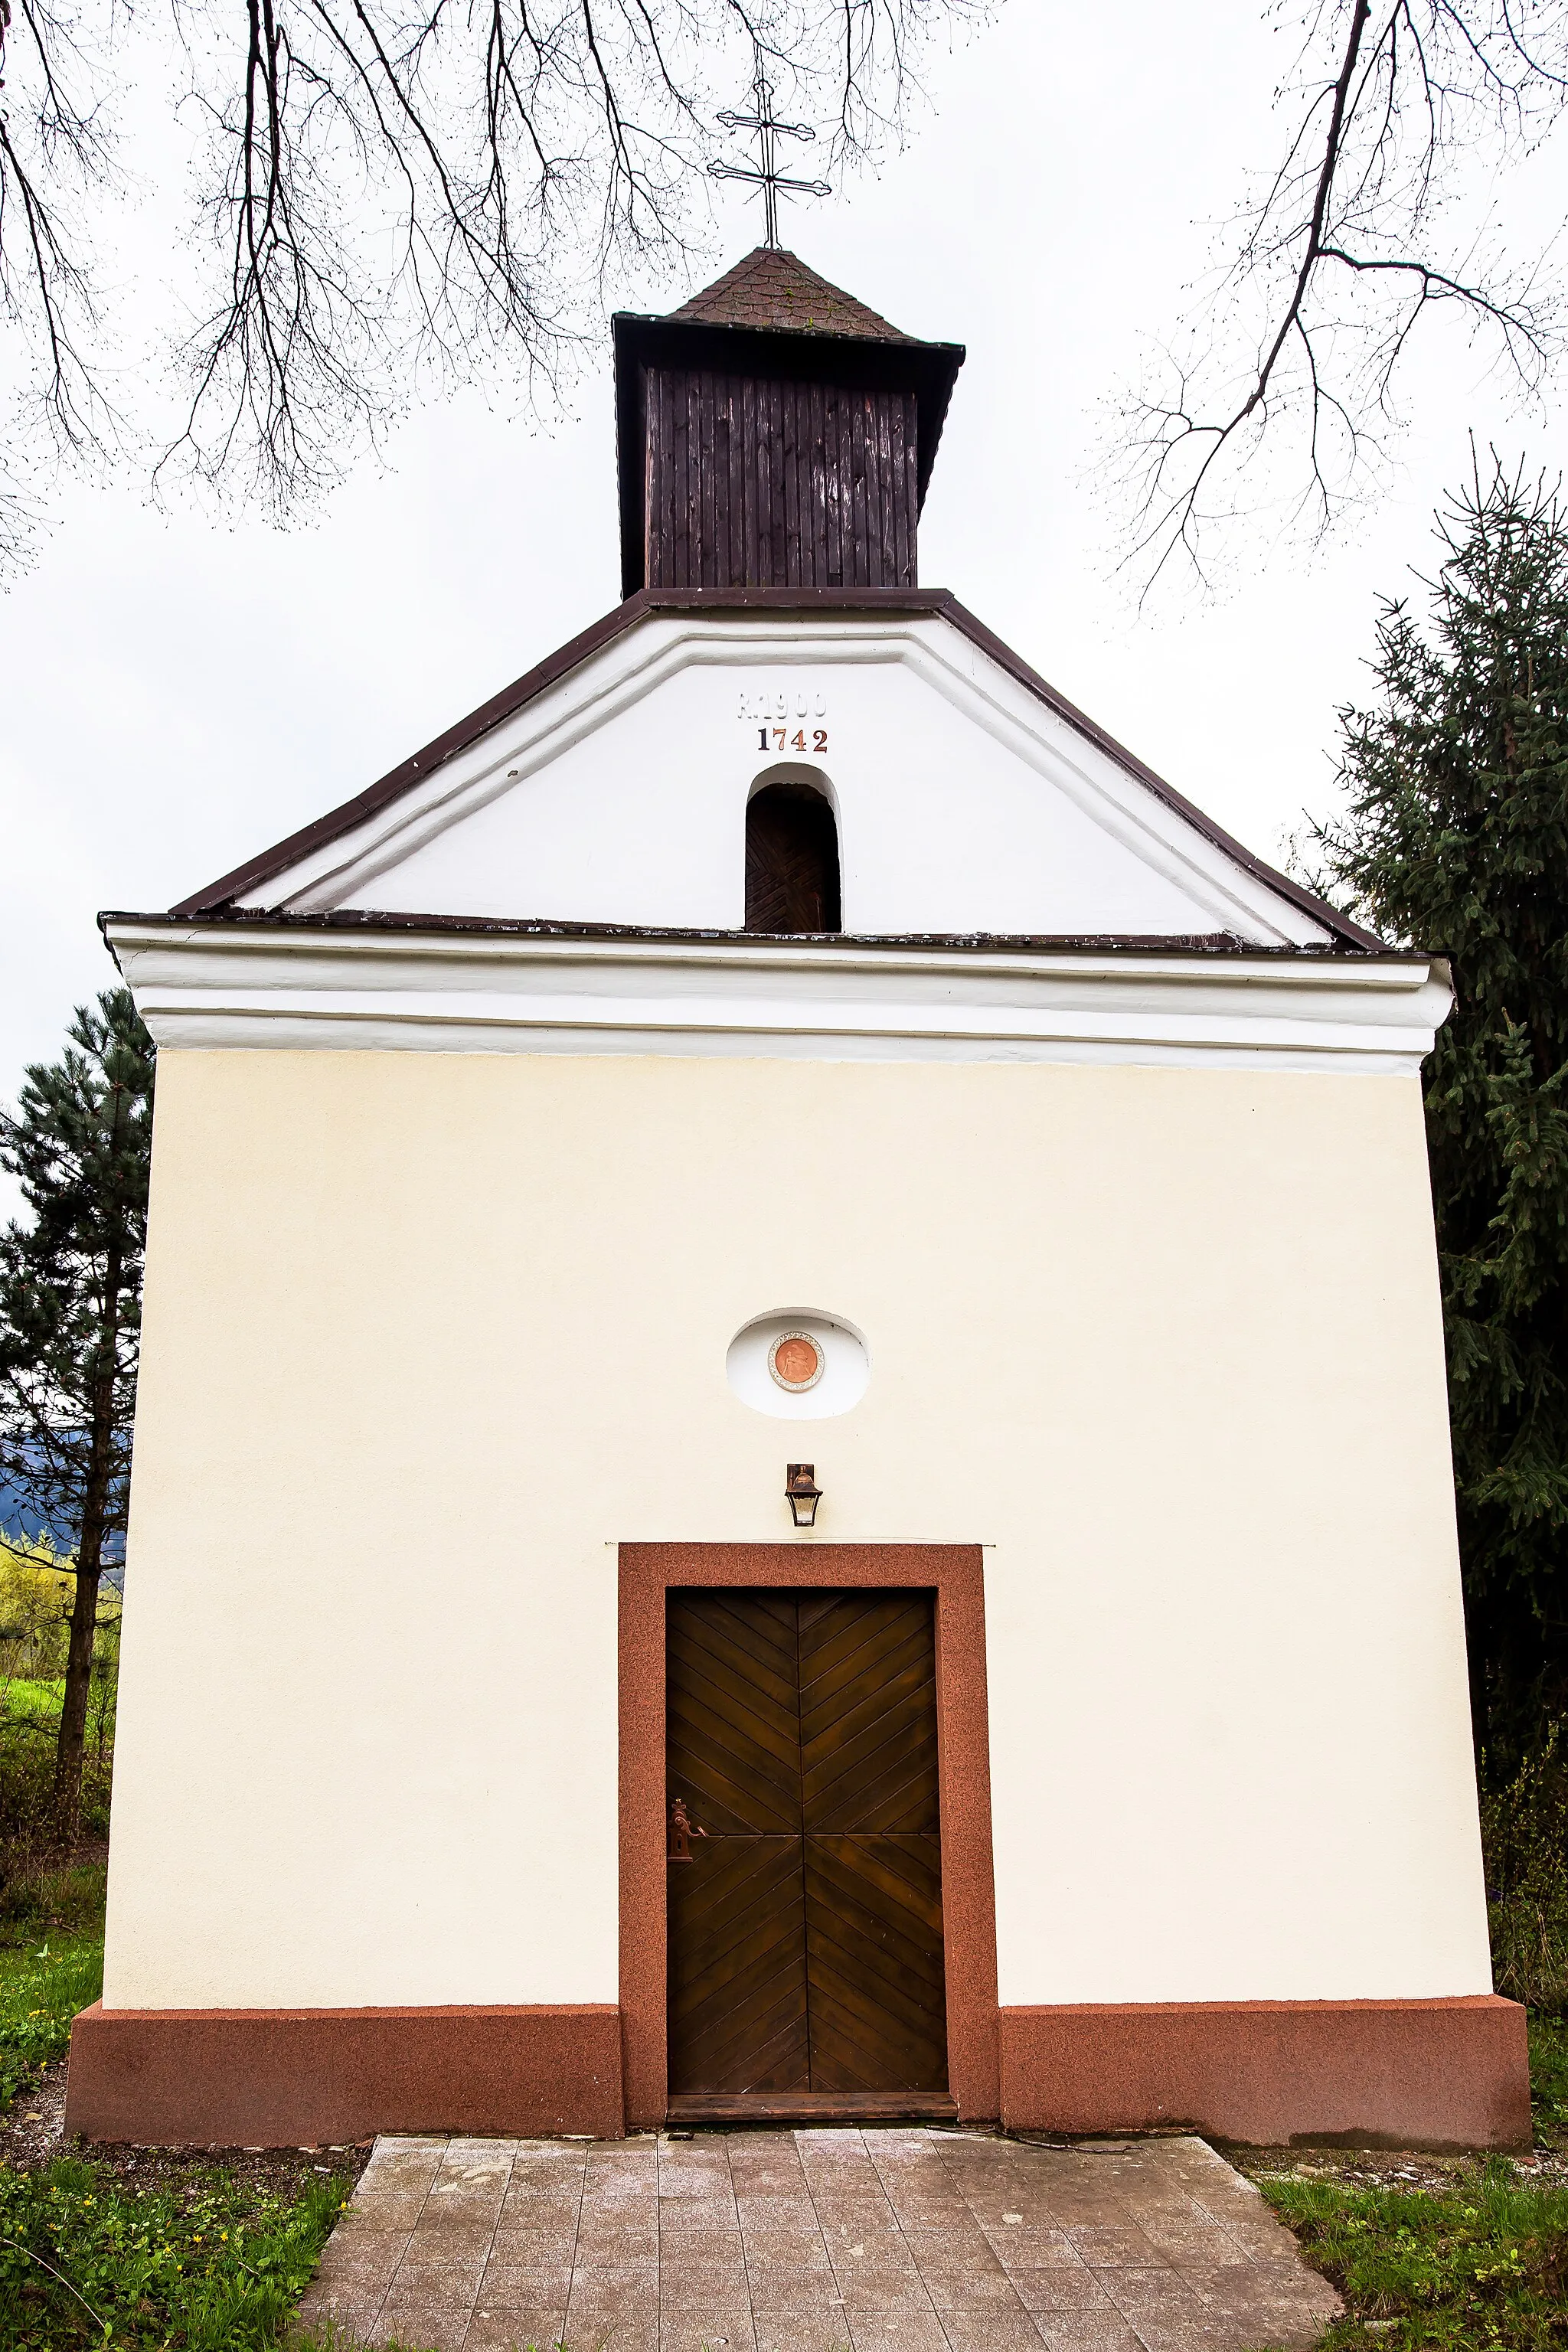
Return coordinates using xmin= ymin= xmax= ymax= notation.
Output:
xmin=234 ymin=607 xmax=1327 ymax=940
xmin=72 ymin=257 xmax=1527 ymax=2154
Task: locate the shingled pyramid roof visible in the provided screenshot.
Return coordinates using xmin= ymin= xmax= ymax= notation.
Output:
xmin=671 ymin=247 xmax=919 ymax=343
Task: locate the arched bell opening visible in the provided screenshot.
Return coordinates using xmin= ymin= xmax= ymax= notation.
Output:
xmin=744 ymin=766 xmax=842 ymax=935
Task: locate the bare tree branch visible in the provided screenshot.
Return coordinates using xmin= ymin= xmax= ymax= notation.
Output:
xmin=0 ymin=0 xmax=121 ymax=564
xmin=0 ymin=0 xmax=981 ymax=564
xmin=1114 ymin=0 xmax=1568 ymax=596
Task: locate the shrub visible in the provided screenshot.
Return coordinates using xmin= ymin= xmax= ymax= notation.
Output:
xmin=1533 ymin=2014 xmax=1568 ymax=2146
xmin=0 ymin=1854 xmax=109 ymax=1945
xmin=0 ymin=1543 xmax=73 ymax=1687
xmin=0 ymin=1709 xmax=113 ymax=1901
xmin=1481 ymin=1723 xmax=1568 ymax=2012
xmin=0 ymin=1587 xmax=117 ymax=1898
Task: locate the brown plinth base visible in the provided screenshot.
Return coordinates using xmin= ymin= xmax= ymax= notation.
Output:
xmin=667 ymin=2092 xmax=960 ymax=2125
xmin=999 ymin=1997 xmax=1531 ymax=2151
xmin=64 ymin=2003 xmax=624 ymax=2145
xmin=64 ymin=1994 xmax=1531 ymax=2150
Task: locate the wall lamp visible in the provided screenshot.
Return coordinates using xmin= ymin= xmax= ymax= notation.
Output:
xmin=786 ymin=1463 xmax=822 ymax=1527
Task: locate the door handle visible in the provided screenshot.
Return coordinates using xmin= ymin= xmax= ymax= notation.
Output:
xmin=668 ymin=1796 xmax=708 ymax=1863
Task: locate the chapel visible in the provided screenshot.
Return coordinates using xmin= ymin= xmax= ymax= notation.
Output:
xmin=74 ymin=246 xmax=1527 ymax=2149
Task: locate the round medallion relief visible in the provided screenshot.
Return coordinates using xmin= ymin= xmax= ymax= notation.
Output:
xmin=727 ymin=1311 xmax=869 ymax=1420
xmin=769 ymin=1331 xmax=825 ymax=1392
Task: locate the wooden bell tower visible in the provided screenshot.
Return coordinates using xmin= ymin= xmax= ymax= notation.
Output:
xmin=612 ymin=248 xmax=965 ymax=599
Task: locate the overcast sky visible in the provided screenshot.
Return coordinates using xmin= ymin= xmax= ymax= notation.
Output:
xmin=4 ymin=0 xmax=1565 ymax=1119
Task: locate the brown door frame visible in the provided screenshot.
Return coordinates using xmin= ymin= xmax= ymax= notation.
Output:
xmin=619 ymin=1543 xmax=1001 ymax=2126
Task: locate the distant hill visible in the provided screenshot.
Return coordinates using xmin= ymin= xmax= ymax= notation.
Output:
xmin=0 ymin=1463 xmax=125 ymax=1579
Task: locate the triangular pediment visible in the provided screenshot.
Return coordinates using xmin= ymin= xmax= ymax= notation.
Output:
xmin=173 ymin=592 xmax=1371 ymax=952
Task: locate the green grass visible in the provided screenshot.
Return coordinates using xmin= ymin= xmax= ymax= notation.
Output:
xmin=0 ymin=1683 xmax=67 ymax=1725
xmin=0 ymin=1679 xmax=116 ymax=1743
xmin=0 ymin=2156 xmax=352 ymax=2349
xmin=1260 ymin=2160 xmax=1568 ymax=2348
xmin=0 ymin=1909 xmax=352 ymax=2352
xmin=0 ymin=1922 xmax=103 ymax=2112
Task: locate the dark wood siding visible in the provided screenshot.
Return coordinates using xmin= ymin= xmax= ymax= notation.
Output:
xmin=644 ymin=366 xmax=920 ymax=590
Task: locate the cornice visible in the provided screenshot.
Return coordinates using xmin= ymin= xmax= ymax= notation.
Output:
xmin=104 ymin=918 xmax=1452 ymax=1075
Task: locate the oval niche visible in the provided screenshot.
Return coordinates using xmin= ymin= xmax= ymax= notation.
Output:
xmin=727 ymin=1310 xmax=870 ymax=1420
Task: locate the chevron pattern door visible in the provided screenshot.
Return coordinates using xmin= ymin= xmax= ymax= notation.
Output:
xmin=666 ymin=1589 xmax=948 ymax=2098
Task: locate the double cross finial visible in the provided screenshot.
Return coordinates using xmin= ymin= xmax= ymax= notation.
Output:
xmin=709 ymin=60 xmax=831 ymax=248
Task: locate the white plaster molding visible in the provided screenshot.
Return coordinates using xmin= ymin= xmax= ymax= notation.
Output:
xmin=235 ymin=612 xmax=1331 ymax=949
xmin=107 ymin=920 xmax=1453 ymax=1075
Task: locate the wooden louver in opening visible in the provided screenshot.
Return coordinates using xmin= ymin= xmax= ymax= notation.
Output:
xmin=745 ymin=784 xmax=841 ymax=935
xmin=642 ymin=368 xmax=920 ymax=591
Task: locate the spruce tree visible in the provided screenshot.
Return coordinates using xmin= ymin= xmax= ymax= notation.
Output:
xmin=0 ymin=989 xmax=153 ymax=1838
xmin=1315 ymin=455 xmax=1568 ymax=1761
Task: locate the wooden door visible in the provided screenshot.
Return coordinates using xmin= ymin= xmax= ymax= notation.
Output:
xmin=666 ymin=1588 xmax=947 ymax=2099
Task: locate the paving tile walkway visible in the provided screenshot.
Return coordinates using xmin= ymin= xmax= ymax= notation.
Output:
xmin=298 ymin=2126 xmax=1341 ymax=2352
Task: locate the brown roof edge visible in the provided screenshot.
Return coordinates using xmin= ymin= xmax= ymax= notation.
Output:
xmin=169 ymin=591 xmax=667 ymax=916
xmin=101 ymin=906 xmax=1429 ymax=958
xmin=168 ymin=586 xmax=1383 ymax=952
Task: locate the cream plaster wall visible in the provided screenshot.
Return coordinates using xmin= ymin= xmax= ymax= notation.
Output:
xmin=103 ymin=1047 xmax=1491 ymax=2011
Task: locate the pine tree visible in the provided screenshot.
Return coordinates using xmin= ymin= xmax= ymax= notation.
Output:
xmin=1315 ymin=454 xmax=1568 ymax=1761
xmin=0 ymin=989 xmax=153 ymax=1838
